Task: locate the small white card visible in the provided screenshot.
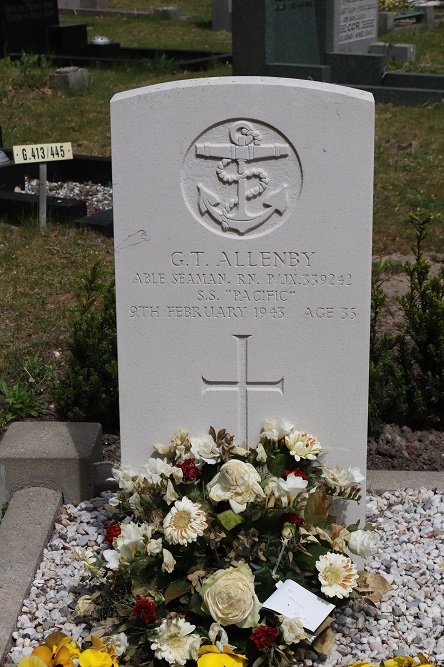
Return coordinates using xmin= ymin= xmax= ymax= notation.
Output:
xmin=262 ymin=579 xmax=335 ymax=633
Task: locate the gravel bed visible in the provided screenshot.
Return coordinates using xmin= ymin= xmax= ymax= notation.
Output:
xmin=5 ymin=488 xmax=444 ymax=666
xmin=24 ymin=179 xmax=113 ymax=216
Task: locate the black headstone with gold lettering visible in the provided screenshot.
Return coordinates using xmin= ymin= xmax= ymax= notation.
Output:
xmin=0 ymin=0 xmax=59 ymax=56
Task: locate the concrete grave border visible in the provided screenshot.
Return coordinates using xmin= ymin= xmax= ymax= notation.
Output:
xmin=0 ymin=420 xmax=442 ymax=663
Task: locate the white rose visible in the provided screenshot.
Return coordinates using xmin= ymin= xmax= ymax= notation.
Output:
xmin=279 ymin=615 xmax=308 ymax=645
xmin=348 ymin=529 xmax=376 ymax=558
xmin=322 ymin=465 xmax=365 ymax=490
xmin=207 ymin=459 xmax=265 ymax=513
xmin=277 ymin=418 xmax=295 ymax=439
xmin=285 ymin=431 xmax=321 ymax=461
xmin=190 ymin=435 xmax=221 ymax=466
xmin=200 ymin=564 xmax=261 ymax=628
xmin=147 ymin=537 xmax=163 ymax=555
xmin=140 ymin=458 xmax=174 ymax=486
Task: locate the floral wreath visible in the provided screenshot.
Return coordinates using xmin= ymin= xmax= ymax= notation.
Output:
xmin=22 ymin=419 xmax=387 ymax=667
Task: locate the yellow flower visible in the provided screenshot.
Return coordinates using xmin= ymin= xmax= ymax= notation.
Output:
xmin=198 ymin=645 xmax=247 ymax=667
xmin=89 ymin=635 xmax=119 ymax=667
xmin=385 ymin=659 xmax=420 ymax=667
xmin=18 ymin=658 xmax=48 ymax=667
xmin=78 ymin=648 xmax=114 ymax=667
xmin=30 ymin=632 xmax=79 ymax=667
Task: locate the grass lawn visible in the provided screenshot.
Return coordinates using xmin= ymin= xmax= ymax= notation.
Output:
xmin=0 ymin=9 xmax=443 ymax=417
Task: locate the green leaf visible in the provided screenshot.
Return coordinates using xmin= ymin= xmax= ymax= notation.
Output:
xmin=217 ymin=509 xmax=243 ymax=531
xmin=268 ymin=453 xmax=287 ymax=478
xmin=295 ymin=543 xmax=330 ymax=571
xmin=188 ymin=592 xmax=207 ymax=617
xmin=164 ymin=579 xmax=191 ymax=605
xmin=304 ymin=489 xmax=329 ymax=528
xmin=253 ymin=566 xmax=277 ymax=602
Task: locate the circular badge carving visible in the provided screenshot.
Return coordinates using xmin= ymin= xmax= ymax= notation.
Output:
xmin=181 ymin=118 xmax=302 ymax=239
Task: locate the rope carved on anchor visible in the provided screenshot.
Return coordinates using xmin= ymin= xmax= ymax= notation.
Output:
xmin=216 ymin=127 xmax=270 ymax=230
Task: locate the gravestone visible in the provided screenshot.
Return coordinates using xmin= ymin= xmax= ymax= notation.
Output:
xmin=232 ymin=0 xmax=385 ymax=85
xmin=0 ymin=0 xmax=59 ymax=56
xmin=111 ymin=77 xmax=374 ymax=523
xmin=212 ymin=0 xmax=232 ymax=32
xmin=333 ymin=0 xmax=379 ymax=54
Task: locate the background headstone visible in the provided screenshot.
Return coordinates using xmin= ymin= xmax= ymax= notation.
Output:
xmin=332 ymin=0 xmax=379 ymax=54
xmin=232 ymin=0 xmax=385 ymax=85
xmin=0 ymin=0 xmax=59 ymax=56
xmin=212 ymin=0 xmax=232 ymax=32
xmin=111 ymin=77 xmax=374 ymax=523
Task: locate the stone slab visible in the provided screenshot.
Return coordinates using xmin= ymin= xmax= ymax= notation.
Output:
xmin=0 ymin=486 xmax=62 ymax=664
xmin=367 ymin=470 xmax=444 ymax=492
xmin=0 ymin=421 xmax=102 ymax=503
xmin=369 ymin=42 xmax=416 ymax=62
xmin=111 ymin=77 xmax=374 ymax=526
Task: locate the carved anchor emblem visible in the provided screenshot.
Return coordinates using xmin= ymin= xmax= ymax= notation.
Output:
xmin=195 ymin=121 xmax=289 ymax=235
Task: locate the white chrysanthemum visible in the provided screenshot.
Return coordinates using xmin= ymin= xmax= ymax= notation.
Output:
xmin=163 ymin=497 xmax=208 ymax=545
xmin=279 ymin=615 xmax=308 ymax=645
xmin=190 ymin=434 xmax=221 ymax=466
xmin=285 ymin=431 xmax=321 ymax=461
xmin=162 ymin=548 xmax=176 ymax=573
xmin=316 ymin=552 xmax=358 ymax=599
xmin=151 ymin=617 xmax=201 ymax=665
xmin=140 ymin=458 xmax=174 ymax=486
xmin=322 ymin=465 xmax=365 ymax=490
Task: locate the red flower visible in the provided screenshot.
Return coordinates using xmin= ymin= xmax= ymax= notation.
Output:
xmin=174 ymin=457 xmax=202 ymax=480
xmin=282 ymin=467 xmax=307 ymax=480
xmin=132 ymin=595 xmax=156 ymax=624
xmin=104 ymin=524 xmax=121 ymax=544
xmin=249 ymin=625 xmax=279 ymax=649
xmin=282 ymin=512 xmax=304 ymax=527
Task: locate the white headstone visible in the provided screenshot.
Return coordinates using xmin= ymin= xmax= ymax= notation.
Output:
xmin=111 ymin=77 xmax=374 ymax=520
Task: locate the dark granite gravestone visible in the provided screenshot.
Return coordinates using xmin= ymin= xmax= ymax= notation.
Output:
xmin=232 ymin=0 xmax=385 ymax=85
xmin=0 ymin=0 xmax=59 ymax=56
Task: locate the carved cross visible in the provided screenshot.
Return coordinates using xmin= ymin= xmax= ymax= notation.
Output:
xmin=202 ymin=334 xmax=284 ymax=444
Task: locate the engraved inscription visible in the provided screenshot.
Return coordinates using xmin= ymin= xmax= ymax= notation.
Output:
xmin=129 ymin=247 xmax=358 ymax=321
xmin=339 ymin=0 xmax=378 ymax=44
xmin=182 ymin=119 xmax=302 ymax=239
xmin=202 ymin=334 xmax=284 ymax=443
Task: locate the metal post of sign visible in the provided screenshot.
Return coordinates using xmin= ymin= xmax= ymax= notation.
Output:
xmin=39 ymin=162 xmax=47 ymax=230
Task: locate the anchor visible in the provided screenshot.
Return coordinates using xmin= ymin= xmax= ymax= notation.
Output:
xmin=195 ymin=121 xmax=289 ymax=234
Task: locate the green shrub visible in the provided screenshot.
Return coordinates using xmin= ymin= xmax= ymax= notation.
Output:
xmin=0 ymin=378 xmax=48 ymax=427
xmin=368 ymin=212 xmax=444 ymax=433
xmin=55 ymin=262 xmax=119 ymax=427
xmin=395 ymin=212 xmax=444 ymax=427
